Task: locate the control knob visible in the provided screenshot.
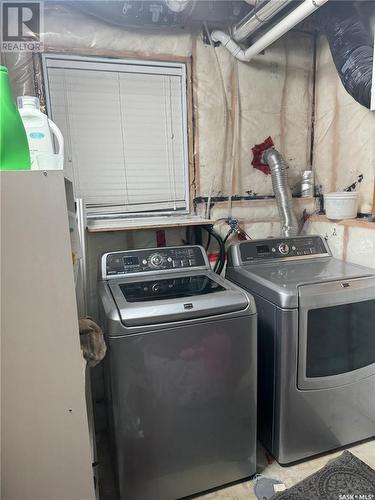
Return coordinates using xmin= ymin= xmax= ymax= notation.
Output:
xmin=278 ymin=243 xmax=290 ymax=255
xmin=149 ymin=253 xmax=164 ymax=268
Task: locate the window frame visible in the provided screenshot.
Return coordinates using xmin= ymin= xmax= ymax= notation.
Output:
xmin=41 ymin=53 xmax=191 ymax=218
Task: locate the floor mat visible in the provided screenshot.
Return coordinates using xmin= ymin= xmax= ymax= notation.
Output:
xmin=273 ymin=451 xmax=375 ymax=500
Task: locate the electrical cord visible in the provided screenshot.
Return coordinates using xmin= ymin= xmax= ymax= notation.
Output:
xmin=223 ymin=229 xmax=234 ymax=245
xmin=205 ymin=231 xmax=211 ymax=251
xmin=213 ymin=233 xmax=225 ymax=274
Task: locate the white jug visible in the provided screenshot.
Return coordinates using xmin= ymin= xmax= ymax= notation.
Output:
xmin=17 ymin=95 xmax=64 ymax=170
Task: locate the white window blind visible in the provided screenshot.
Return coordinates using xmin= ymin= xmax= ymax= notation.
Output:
xmin=43 ymin=55 xmax=189 ymax=216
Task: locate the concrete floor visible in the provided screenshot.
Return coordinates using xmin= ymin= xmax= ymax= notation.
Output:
xmin=199 ymin=439 xmax=375 ymax=499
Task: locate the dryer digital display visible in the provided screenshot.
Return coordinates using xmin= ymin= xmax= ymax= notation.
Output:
xmin=123 ymin=256 xmax=139 ymax=267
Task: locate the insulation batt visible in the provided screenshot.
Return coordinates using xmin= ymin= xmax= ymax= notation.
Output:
xmin=316 ymin=2 xmax=373 ymax=109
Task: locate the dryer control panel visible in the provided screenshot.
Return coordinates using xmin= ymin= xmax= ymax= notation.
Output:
xmin=238 ymin=236 xmax=330 ymax=263
xmin=102 ymin=245 xmax=207 ymax=278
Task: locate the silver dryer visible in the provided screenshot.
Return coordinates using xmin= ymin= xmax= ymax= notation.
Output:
xmin=226 ymin=235 xmax=375 ymax=464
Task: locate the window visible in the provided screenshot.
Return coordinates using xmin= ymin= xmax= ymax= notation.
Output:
xmin=42 ymin=55 xmax=190 ymax=217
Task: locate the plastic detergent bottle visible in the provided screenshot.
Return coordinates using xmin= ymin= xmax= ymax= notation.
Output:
xmin=0 ymin=66 xmax=31 ymax=170
xmin=17 ymin=95 xmax=64 ymax=170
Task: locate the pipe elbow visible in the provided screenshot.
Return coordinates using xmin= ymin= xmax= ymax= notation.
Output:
xmin=262 ymin=147 xmax=284 ymax=167
xmin=211 ymin=30 xmax=249 ymax=61
xmin=211 ymin=30 xmax=230 ymax=45
xmin=235 ymin=50 xmax=251 ymax=62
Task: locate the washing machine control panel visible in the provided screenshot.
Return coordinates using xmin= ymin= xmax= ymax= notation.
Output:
xmin=239 ymin=236 xmax=330 ymax=263
xmin=103 ymin=246 xmax=207 ymax=278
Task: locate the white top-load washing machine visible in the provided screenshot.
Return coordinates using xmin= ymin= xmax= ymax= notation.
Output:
xmin=98 ymin=245 xmax=257 ymax=500
xmin=226 ymin=235 xmax=375 ymax=464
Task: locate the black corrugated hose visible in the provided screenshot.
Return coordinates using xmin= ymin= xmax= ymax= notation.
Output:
xmin=202 ymin=226 xmax=226 ymax=275
xmin=316 ymin=2 xmax=374 ymax=109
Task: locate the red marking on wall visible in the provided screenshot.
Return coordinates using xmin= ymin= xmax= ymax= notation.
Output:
xmin=251 ymin=136 xmax=274 ymax=175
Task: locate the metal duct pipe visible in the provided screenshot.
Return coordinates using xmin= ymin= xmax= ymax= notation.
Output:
xmin=262 ymin=148 xmax=298 ymax=237
xmin=212 ymin=0 xmax=328 ymax=63
xmin=233 ymin=0 xmax=293 ymax=43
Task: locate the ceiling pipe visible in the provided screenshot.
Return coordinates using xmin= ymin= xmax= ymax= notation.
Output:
xmin=232 ymin=0 xmax=293 ymax=43
xmin=211 ymin=0 xmax=329 ymax=63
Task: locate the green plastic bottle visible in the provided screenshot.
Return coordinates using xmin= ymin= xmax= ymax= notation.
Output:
xmin=0 ymin=65 xmax=31 ymax=170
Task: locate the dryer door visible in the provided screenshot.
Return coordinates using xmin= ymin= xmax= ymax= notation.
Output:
xmin=298 ymin=277 xmax=375 ymax=390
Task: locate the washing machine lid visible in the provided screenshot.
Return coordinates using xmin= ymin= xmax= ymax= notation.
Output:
xmin=228 ymin=258 xmax=375 ymax=308
xmin=108 ymin=270 xmax=252 ymax=326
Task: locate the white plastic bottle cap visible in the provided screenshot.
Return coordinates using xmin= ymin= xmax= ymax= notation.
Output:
xmin=17 ymin=95 xmax=40 ymax=110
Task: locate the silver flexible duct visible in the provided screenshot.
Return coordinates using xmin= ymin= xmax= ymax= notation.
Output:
xmin=262 ymin=147 xmax=298 ymax=237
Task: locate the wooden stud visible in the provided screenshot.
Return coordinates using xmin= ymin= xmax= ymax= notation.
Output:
xmin=191 ymin=36 xmax=200 ymax=196
xmin=44 ymin=46 xmax=191 ymax=64
xmin=343 ymin=225 xmax=349 ymax=261
xmin=309 ymin=214 xmax=375 ymax=230
xmin=185 ymin=60 xmax=196 ymax=211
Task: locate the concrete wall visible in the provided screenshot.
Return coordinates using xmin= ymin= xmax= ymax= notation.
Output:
xmin=314 ymin=35 xmax=375 ymax=213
